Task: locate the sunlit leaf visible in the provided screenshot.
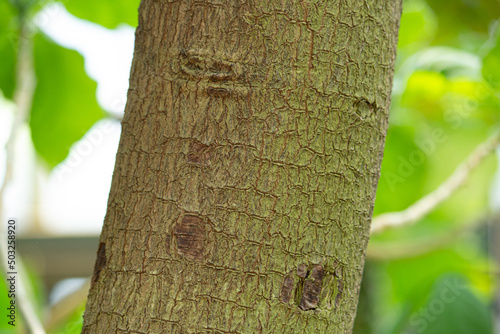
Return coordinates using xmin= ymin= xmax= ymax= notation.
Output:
xmin=393 ymin=47 xmax=481 ymax=99
xmin=31 ymin=33 xmax=104 ymax=167
xmin=401 ymin=71 xmax=447 ymax=116
xmin=448 ymin=79 xmax=480 ymax=98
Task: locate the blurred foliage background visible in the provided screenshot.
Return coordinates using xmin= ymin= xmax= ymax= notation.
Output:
xmin=1 ymin=0 xmax=500 ymax=333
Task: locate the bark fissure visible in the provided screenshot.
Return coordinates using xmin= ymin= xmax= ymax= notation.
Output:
xmin=91 ymin=242 xmax=106 ymax=286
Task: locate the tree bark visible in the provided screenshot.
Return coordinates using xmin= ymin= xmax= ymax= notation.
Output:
xmin=82 ymin=0 xmax=402 ymax=332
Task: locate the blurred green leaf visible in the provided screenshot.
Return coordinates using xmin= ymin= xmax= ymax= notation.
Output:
xmin=374 ymin=125 xmax=428 ymax=215
xmin=0 ymin=2 xmax=18 ymax=99
xmin=424 ymin=0 xmax=500 ymax=49
xmin=393 ymin=47 xmax=482 ymax=101
xmin=400 ymin=70 xmax=498 ymax=125
xmin=401 ymin=71 xmax=447 ymax=117
xmin=49 ymin=302 xmax=85 ymax=334
xmin=386 ymin=249 xmax=468 ymax=305
xmin=61 ymin=0 xmax=141 ymax=29
xmin=31 ymin=33 xmax=104 ymax=167
xmin=367 ymin=244 xmax=494 ymax=334
xmin=398 ymin=0 xmax=437 ymax=50
xmin=482 ymin=41 xmax=500 ymax=91
xmin=400 ymin=274 xmax=492 ymax=334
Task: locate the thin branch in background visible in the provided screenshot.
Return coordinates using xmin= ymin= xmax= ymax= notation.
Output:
xmin=371 ymin=129 xmax=500 ymax=234
xmin=0 ymin=16 xmax=46 ymax=334
xmin=367 ymin=215 xmax=489 ymax=260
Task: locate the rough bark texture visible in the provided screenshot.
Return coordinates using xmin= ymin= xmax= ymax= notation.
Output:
xmin=82 ymin=0 xmax=402 ymax=333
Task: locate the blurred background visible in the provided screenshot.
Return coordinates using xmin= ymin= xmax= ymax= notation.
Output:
xmin=0 ymin=0 xmax=499 ymax=333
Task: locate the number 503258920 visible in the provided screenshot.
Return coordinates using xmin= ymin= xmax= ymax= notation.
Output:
xmin=7 ymin=219 xmax=16 ymax=268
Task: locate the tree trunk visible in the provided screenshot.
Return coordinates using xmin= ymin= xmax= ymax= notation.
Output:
xmin=82 ymin=1 xmax=402 ymax=332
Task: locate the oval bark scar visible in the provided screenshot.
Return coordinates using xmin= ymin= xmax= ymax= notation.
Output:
xmin=174 ymin=215 xmax=206 ymax=260
xmin=279 ymin=275 xmax=294 ymax=304
xmin=299 ymin=264 xmax=324 ymax=310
